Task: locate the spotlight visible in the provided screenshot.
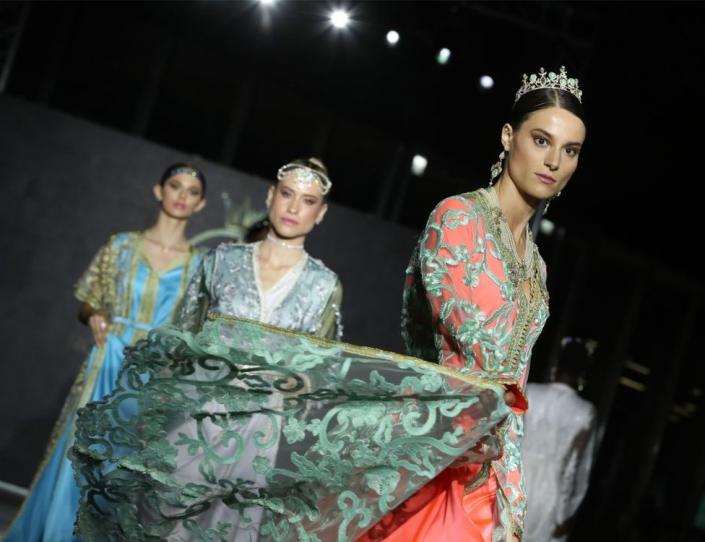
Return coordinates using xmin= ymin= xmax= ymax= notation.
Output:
xmin=479 ymin=75 xmax=494 ymax=89
xmin=330 ymin=9 xmax=350 ymax=29
xmin=540 ymin=218 xmax=555 ymax=236
xmin=259 ymin=0 xmax=276 ymax=6
xmin=436 ymin=48 xmax=451 ymax=65
xmin=386 ymin=30 xmax=400 ymax=46
xmin=411 ymin=155 xmax=428 ymax=177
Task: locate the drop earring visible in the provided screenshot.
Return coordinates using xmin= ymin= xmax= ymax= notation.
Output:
xmin=488 ymin=150 xmax=506 ymax=187
xmin=544 ymin=191 xmax=561 ymax=214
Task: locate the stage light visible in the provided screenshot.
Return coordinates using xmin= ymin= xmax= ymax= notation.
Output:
xmin=540 ymin=218 xmax=555 ymax=236
xmin=386 ymin=30 xmax=400 ymax=46
xmin=411 ymin=155 xmax=428 ymax=176
xmin=436 ymin=48 xmax=451 ymax=65
xmin=330 ymin=9 xmax=350 ymax=29
xmin=479 ymin=75 xmax=494 ymax=89
xmin=259 ymin=0 xmax=276 ymax=6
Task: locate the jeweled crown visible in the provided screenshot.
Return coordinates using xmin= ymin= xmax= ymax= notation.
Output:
xmin=277 ymin=163 xmax=332 ymax=196
xmin=515 ymin=66 xmax=583 ymax=104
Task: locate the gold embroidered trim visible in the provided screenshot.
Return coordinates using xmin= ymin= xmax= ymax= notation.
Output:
xmin=469 ymin=190 xmax=547 ymax=378
xmin=464 ymin=462 xmax=491 ymax=495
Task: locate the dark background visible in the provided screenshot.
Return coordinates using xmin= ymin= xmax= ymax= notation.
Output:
xmin=1 ymin=2 xmax=704 ymax=540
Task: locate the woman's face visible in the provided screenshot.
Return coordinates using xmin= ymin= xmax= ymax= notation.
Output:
xmin=267 ymin=172 xmax=328 ymax=239
xmin=502 ymin=106 xmax=586 ymax=202
xmin=153 ymin=174 xmax=206 ymax=219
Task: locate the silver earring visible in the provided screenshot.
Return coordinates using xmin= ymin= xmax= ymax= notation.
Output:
xmin=544 ymin=191 xmax=562 ymax=214
xmin=488 ymin=150 xmax=506 ymax=187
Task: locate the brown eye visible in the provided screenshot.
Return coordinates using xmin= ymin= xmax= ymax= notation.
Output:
xmin=534 ymin=137 xmax=548 ymax=147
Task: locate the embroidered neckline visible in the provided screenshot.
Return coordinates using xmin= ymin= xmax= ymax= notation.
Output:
xmin=471 ymin=189 xmax=548 ymax=375
xmin=481 ymin=187 xmax=535 ymax=287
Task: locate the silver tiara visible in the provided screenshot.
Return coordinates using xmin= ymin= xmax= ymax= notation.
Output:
xmin=515 ymin=66 xmax=583 ymax=104
xmin=277 ymin=163 xmax=332 ymax=196
xmin=167 ymin=166 xmax=202 ymax=179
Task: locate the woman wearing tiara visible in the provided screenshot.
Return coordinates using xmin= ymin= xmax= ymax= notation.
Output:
xmin=4 ymin=163 xmax=207 ymax=542
xmin=361 ymin=66 xmax=587 ymax=542
xmin=69 ymin=67 xmax=586 ymax=542
xmin=70 ymin=156 xmax=513 ymax=542
xmin=71 ymin=157 xmax=353 ymax=540
xmin=155 ymin=157 xmax=344 ymax=541
xmin=172 ymin=157 xmax=342 ymax=339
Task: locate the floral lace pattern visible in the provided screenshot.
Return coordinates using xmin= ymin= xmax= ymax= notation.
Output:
xmin=70 ymin=318 xmax=513 ymax=541
xmin=401 ymin=189 xmax=549 ymax=536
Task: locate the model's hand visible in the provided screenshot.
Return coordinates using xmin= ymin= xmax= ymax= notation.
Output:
xmin=88 ymin=313 xmax=109 ymax=346
xmin=504 ymin=389 xmax=516 ymax=407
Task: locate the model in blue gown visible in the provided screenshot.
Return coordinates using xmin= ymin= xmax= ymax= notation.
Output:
xmin=4 ymin=163 xmax=207 ymax=542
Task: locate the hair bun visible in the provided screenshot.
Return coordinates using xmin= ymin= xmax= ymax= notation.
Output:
xmin=307 ymin=157 xmax=328 ymax=174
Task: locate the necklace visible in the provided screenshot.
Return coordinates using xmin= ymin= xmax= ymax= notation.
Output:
xmin=484 ymin=187 xmax=534 ymax=284
xmin=145 ymin=236 xmax=187 ymax=254
xmin=266 ymin=233 xmax=305 ymax=251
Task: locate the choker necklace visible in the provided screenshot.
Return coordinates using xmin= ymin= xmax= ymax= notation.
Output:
xmin=266 ymin=233 xmax=305 ymax=251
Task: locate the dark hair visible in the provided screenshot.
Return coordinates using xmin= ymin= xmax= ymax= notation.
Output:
xmin=509 ymin=88 xmax=586 ymax=131
xmin=245 ymin=218 xmax=270 ymax=243
xmin=160 ymin=162 xmax=207 ymax=196
xmin=290 ymin=157 xmax=329 ymax=177
xmin=280 ymin=157 xmax=331 ymax=200
xmin=554 ymin=337 xmax=596 ymax=393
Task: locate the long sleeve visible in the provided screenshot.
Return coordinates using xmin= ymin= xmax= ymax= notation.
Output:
xmin=417 ymin=196 xmax=528 ymax=409
xmin=74 ymin=236 xmax=118 ymax=313
xmin=416 ymin=196 xmax=530 ymax=535
xmin=172 ymin=249 xmax=215 ymax=333
xmin=315 ymin=281 xmax=343 ymax=340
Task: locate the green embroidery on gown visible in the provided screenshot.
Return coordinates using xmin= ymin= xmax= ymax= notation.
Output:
xmin=70 ymin=317 xmax=512 ymax=541
xmin=69 ymin=213 xmax=537 ymax=541
xmin=401 ymin=189 xmax=550 ymax=537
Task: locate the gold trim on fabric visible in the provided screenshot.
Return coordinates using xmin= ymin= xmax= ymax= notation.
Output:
xmin=73 ymin=234 xmax=122 ymax=314
xmin=205 ymin=313 xmax=510 ymax=391
xmin=8 ymin=236 xmax=199 ymax=535
xmin=463 ymin=462 xmax=491 ymax=495
xmin=178 ymin=248 xmax=195 ymax=299
xmin=471 ymin=190 xmax=546 ymax=377
xmin=121 ymin=235 xmax=142 ymax=326
xmin=137 ymin=272 xmax=159 ymax=336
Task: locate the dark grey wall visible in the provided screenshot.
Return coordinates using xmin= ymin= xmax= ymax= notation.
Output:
xmin=0 ymin=95 xmax=420 ymax=485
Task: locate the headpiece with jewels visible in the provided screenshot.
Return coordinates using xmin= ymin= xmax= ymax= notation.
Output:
xmin=166 ymin=166 xmax=202 ymax=180
xmin=161 ymin=163 xmax=206 ymax=193
xmin=277 ymin=162 xmax=332 ymax=196
xmin=514 ymin=66 xmax=583 ymax=104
